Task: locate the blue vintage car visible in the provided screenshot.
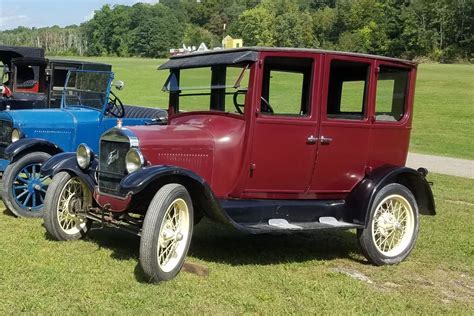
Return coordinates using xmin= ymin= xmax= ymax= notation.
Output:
xmin=0 ymin=69 xmax=166 ymax=217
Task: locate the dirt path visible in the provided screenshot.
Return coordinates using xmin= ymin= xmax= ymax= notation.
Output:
xmin=406 ymin=153 xmax=474 ymax=179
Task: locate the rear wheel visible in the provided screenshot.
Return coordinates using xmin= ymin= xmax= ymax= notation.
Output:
xmin=43 ymin=172 xmax=91 ymax=241
xmin=358 ymin=183 xmax=419 ymax=265
xmin=140 ymin=184 xmax=193 ymax=283
xmin=2 ymin=152 xmax=51 ymax=217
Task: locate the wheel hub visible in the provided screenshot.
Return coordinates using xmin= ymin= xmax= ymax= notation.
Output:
xmin=27 ymin=178 xmax=43 ymax=193
xmin=63 ymin=193 xmax=83 ymax=220
xmin=159 ymin=220 xmax=182 ymax=247
xmin=377 ymin=212 xmax=401 ymax=237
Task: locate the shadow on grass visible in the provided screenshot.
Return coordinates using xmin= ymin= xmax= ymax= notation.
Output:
xmin=77 ymin=218 xmax=363 ymax=282
xmin=2 ymin=208 xmax=16 ymax=217
xmin=189 ymin=219 xmax=363 ymax=266
xmin=87 ymin=226 xmax=140 ymax=260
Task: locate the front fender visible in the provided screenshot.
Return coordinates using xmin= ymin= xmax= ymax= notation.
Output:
xmin=345 ymin=166 xmax=436 ymax=227
xmin=117 ymin=165 xmax=231 ymax=224
xmin=41 ymin=152 xmax=98 ymax=192
xmin=6 ymin=138 xmax=63 ymax=162
xmin=120 ymin=165 xmax=208 ymax=195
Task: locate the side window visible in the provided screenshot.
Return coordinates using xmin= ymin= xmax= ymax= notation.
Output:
xmin=261 ymin=57 xmax=313 ymax=116
xmin=14 ymin=64 xmax=39 ymax=92
xmin=375 ymin=66 xmax=409 ymax=122
xmin=327 ymin=60 xmax=369 ymax=120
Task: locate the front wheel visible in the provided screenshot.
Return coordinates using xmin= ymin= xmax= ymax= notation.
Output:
xmin=358 ymin=183 xmax=419 ymax=265
xmin=2 ymin=152 xmax=51 ymax=217
xmin=43 ymin=172 xmax=91 ymax=241
xmin=140 ymin=184 xmax=194 ymax=283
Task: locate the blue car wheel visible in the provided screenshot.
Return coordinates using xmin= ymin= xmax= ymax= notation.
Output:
xmin=2 ymin=152 xmax=52 ymax=217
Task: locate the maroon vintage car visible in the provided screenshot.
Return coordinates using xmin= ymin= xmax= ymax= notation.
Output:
xmin=42 ymin=48 xmax=435 ymax=283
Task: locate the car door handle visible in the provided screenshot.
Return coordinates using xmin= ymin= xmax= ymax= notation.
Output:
xmin=307 ymin=135 xmax=318 ymax=144
xmin=320 ymin=136 xmax=333 ymax=145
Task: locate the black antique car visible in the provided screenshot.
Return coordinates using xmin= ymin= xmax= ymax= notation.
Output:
xmin=1 ymin=45 xmax=111 ymax=110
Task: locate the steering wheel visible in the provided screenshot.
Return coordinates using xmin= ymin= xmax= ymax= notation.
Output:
xmin=233 ymin=89 xmax=247 ymax=114
xmin=107 ymin=90 xmax=125 ymax=118
xmin=260 ymin=96 xmax=274 ymax=114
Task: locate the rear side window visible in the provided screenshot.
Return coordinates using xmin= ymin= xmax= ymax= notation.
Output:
xmin=326 ymin=60 xmax=370 ymax=120
xmin=375 ymin=66 xmax=410 ymax=122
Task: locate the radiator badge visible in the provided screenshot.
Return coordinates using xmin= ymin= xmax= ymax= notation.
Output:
xmin=107 ymin=149 xmax=120 ymax=165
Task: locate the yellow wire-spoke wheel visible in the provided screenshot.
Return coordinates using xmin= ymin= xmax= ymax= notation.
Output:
xmin=56 ymin=177 xmax=91 ymax=235
xmin=157 ymin=198 xmax=191 ymax=273
xmin=371 ymin=194 xmax=415 ymax=257
xmin=140 ymin=184 xmax=194 ymax=283
xmin=358 ymin=183 xmax=420 ymax=265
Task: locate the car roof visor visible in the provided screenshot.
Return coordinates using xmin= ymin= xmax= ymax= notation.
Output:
xmin=159 ymin=50 xmax=258 ymax=70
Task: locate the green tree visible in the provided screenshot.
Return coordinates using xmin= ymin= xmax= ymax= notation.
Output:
xmin=234 ymin=6 xmax=277 ymax=46
xmin=183 ymin=24 xmax=220 ymax=47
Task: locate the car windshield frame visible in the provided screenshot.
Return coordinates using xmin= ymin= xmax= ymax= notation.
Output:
xmin=162 ymin=63 xmax=252 ymax=115
xmin=62 ymin=69 xmax=113 ymax=111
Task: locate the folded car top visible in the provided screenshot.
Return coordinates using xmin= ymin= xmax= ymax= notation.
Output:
xmin=0 ymin=45 xmax=45 ymax=64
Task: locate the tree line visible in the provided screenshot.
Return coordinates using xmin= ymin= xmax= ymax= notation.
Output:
xmin=0 ymin=0 xmax=472 ymax=62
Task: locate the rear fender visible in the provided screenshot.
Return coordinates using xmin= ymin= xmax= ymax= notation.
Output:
xmin=6 ymin=138 xmax=63 ymax=163
xmin=41 ymin=152 xmax=97 ymax=192
xmin=121 ymin=166 xmax=230 ymax=223
xmin=346 ymin=166 xmax=436 ymax=227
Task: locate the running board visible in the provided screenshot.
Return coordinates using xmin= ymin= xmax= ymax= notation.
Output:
xmin=238 ymin=217 xmax=362 ymax=234
xmin=218 ymin=198 xmax=363 ymax=234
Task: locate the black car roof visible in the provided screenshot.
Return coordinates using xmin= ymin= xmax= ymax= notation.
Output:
xmin=0 ymin=45 xmax=44 ymax=64
xmin=49 ymin=59 xmax=112 ymax=71
xmin=11 ymin=57 xmax=49 ymax=66
xmin=10 ymin=57 xmax=111 ymax=71
xmin=159 ymin=47 xmax=416 ymax=70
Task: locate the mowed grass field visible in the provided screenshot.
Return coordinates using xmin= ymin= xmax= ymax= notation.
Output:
xmin=0 ymin=173 xmax=472 ymax=313
xmin=0 ymin=57 xmax=471 ymax=313
xmin=53 ymin=56 xmax=473 ymax=159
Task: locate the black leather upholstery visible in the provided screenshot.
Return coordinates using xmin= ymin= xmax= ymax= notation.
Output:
xmin=121 ymin=105 xmax=167 ymax=119
xmin=16 ymin=80 xmax=37 ymax=88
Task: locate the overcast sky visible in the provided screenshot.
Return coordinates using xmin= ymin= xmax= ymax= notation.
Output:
xmin=0 ymin=0 xmax=159 ymax=30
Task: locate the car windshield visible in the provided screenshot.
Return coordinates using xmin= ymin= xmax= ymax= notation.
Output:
xmin=63 ymin=70 xmax=112 ymax=110
xmin=162 ymin=63 xmax=250 ymax=115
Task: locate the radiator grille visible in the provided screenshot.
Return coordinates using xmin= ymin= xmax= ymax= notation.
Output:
xmin=98 ymin=140 xmax=130 ymax=195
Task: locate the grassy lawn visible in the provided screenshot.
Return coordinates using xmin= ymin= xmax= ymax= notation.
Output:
xmin=0 ymin=173 xmax=472 ymax=314
xmin=411 ymin=64 xmax=474 ymax=160
xmin=52 ymin=56 xmax=473 ymax=160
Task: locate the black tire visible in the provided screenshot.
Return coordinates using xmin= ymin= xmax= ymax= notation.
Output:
xmin=43 ymin=172 xmax=91 ymax=241
xmin=2 ymin=152 xmax=51 ymax=217
xmin=358 ymin=183 xmax=420 ymax=265
xmin=140 ymin=184 xmax=194 ymax=283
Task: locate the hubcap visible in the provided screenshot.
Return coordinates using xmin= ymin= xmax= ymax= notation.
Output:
xmin=12 ymin=163 xmax=50 ymax=211
xmin=56 ymin=178 xmax=90 ymax=235
xmin=157 ymin=198 xmax=190 ymax=273
xmin=371 ymin=194 xmax=415 ymax=257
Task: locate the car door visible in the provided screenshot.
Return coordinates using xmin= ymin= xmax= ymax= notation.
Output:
xmin=367 ymin=61 xmax=414 ymax=168
xmin=309 ymin=56 xmax=374 ymax=196
xmin=243 ymin=54 xmax=319 ymax=197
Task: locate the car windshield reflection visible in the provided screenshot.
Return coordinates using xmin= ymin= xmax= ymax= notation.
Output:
xmin=63 ymin=70 xmax=112 ymax=110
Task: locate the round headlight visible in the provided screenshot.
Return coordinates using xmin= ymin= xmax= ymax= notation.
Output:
xmin=76 ymin=143 xmax=93 ymax=169
xmin=11 ymin=129 xmax=21 ymax=143
xmin=126 ymin=148 xmax=144 ymax=173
